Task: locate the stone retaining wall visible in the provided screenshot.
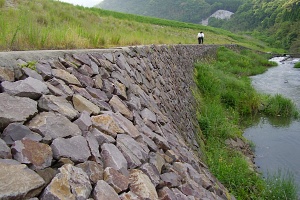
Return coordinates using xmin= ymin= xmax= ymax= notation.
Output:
xmin=0 ymin=44 xmax=235 ymax=200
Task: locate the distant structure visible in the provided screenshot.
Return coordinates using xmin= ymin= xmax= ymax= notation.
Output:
xmin=201 ymin=10 xmax=234 ymax=26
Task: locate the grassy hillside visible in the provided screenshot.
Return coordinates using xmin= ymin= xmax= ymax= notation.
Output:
xmin=0 ymin=0 xmax=279 ymax=52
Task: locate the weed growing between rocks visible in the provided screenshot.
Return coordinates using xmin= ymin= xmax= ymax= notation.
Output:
xmin=194 ymin=46 xmax=298 ymax=199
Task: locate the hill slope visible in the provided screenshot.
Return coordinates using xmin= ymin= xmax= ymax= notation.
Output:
xmin=209 ymin=0 xmax=300 ymax=52
xmin=96 ymin=0 xmax=245 ymax=24
xmin=0 ymin=0 xmax=273 ymax=52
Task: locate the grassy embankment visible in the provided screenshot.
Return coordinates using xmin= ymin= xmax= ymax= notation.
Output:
xmin=0 ymin=0 xmax=280 ymax=52
xmin=194 ymin=46 xmax=299 ymax=199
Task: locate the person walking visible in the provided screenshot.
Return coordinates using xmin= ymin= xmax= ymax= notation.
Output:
xmin=197 ymin=31 xmax=204 ymax=44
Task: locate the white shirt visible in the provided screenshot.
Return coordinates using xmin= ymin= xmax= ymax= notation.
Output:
xmin=197 ymin=32 xmax=204 ymax=38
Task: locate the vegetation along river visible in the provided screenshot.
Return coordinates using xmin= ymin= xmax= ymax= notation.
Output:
xmin=243 ymin=56 xmax=300 ymax=189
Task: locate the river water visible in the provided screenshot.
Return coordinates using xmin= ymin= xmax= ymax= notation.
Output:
xmin=243 ymin=56 xmax=300 ymax=188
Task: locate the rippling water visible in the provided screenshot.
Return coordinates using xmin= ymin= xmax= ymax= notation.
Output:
xmin=243 ymin=57 xmax=300 ymax=188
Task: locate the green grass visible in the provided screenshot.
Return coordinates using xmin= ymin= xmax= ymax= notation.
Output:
xmin=294 ymin=62 xmax=300 ymax=68
xmin=194 ymin=46 xmax=298 ymax=199
xmin=263 ymin=170 xmax=298 ymax=200
xmin=0 ymin=0 xmax=280 ymax=52
xmin=263 ymin=94 xmax=299 ymax=118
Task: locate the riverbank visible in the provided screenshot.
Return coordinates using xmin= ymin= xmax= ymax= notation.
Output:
xmin=194 ymin=46 xmax=299 ymax=199
xmin=244 ymin=56 xmax=300 ymax=196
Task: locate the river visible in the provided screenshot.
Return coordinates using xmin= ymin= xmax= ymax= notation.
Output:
xmin=243 ymin=56 xmax=300 ymax=189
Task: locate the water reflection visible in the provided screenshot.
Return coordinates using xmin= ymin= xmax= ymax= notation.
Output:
xmin=243 ymin=56 xmax=300 ymax=190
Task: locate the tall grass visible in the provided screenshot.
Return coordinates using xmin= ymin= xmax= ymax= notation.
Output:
xmin=0 ymin=0 xmax=5 ymax=8
xmin=0 ymin=0 xmax=278 ymax=52
xmin=194 ymin=46 xmax=298 ymax=199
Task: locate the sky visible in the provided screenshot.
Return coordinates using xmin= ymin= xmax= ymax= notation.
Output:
xmin=57 ymin=0 xmax=103 ymax=8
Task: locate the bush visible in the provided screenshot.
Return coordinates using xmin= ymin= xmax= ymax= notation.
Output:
xmin=294 ymin=62 xmax=300 ymax=68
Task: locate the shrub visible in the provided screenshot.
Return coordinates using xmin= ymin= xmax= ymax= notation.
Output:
xmin=294 ymin=62 xmax=300 ymax=68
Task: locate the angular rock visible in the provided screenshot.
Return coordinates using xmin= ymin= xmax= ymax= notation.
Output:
xmin=51 ymin=135 xmax=91 ymax=162
xmin=104 ymin=167 xmax=129 ymax=193
xmin=91 ymin=128 xmax=115 ymax=145
xmin=74 ymin=111 xmax=92 ymax=132
xmin=91 ymin=114 xmax=124 ymax=138
xmin=149 ymin=152 xmax=165 ymax=174
xmin=1 ymin=123 xmax=42 ymax=145
xmin=36 ymin=62 xmax=52 ymax=80
xmin=119 ymin=191 xmax=141 ymax=200
xmin=0 ymin=159 xmax=45 ymax=199
xmin=73 ymin=94 xmax=101 ymax=115
xmin=36 ymin=167 xmax=58 ymax=186
xmin=111 ymin=112 xmax=140 ymax=138
xmin=47 ymin=78 xmax=74 ymax=98
xmin=84 ymin=132 xmax=102 ymax=163
xmin=77 ymin=161 xmax=104 ymax=185
xmin=171 ymin=188 xmax=190 ymax=200
xmin=86 ymin=86 xmax=108 ymax=101
xmin=73 ymin=53 xmax=91 ymax=66
xmin=109 ymin=95 xmax=133 ymax=120
xmin=41 ymin=164 xmax=92 ymax=200
xmin=102 ymin=79 xmax=115 ymax=94
xmin=0 ymin=93 xmax=38 ymax=131
xmin=48 ymin=59 xmax=67 ymax=70
xmin=12 ymin=138 xmax=53 ymax=170
xmin=68 ymin=67 xmax=94 ymax=87
xmin=93 ymin=180 xmax=120 ymax=200
xmin=28 ymin=112 xmax=81 ymax=140
xmin=141 ymin=108 xmax=157 ymax=122
xmin=78 ymin=64 xmax=94 ymax=76
xmin=129 ymin=169 xmax=158 ymax=200
xmin=0 ymin=138 xmax=11 ymax=159
xmin=113 ymin=80 xmax=127 ymax=100
xmin=160 ymin=172 xmax=181 ymax=187
xmin=116 ymin=134 xmax=148 ymax=168
xmin=101 ymin=143 xmax=128 ymax=175
xmin=38 ymin=95 xmax=79 ymax=120
xmin=52 ymin=68 xmax=81 ymax=86
xmin=90 ymin=60 xmax=99 ymax=75
xmin=94 ymin=74 xmax=103 ymax=89
xmin=158 ymin=187 xmax=177 ymax=200
xmin=140 ymin=163 xmax=160 ymax=187
xmin=127 ymin=94 xmax=142 ymax=111
xmin=1 ymin=77 xmax=49 ymax=99
xmin=0 ymin=67 xmax=14 ymax=82
xmin=22 ymin=67 xmax=43 ymax=81
xmin=137 ymin=133 xmax=158 ymax=152
xmin=71 ymin=85 xmax=94 ymax=100
xmin=45 ymin=82 xmax=67 ymax=97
